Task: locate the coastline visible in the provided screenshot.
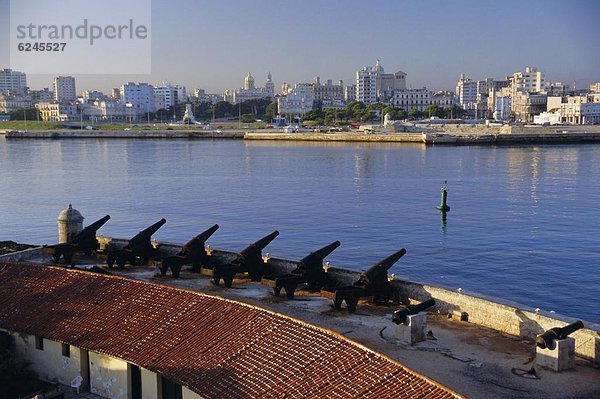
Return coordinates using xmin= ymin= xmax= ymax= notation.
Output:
xmin=4 ymin=124 xmax=600 ymax=145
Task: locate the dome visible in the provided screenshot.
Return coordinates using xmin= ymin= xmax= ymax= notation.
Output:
xmin=57 ymin=204 xmax=84 ymax=223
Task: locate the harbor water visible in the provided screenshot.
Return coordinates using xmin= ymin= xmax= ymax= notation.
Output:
xmin=1 ymin=137 xmax=599 ymax=323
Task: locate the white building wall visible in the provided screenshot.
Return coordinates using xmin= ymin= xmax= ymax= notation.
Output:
xmin=89 ymin=351 xmax=129 ymax=399
xmin=9 ymin=332 xmax=84 ymax=387
xmin=182 ymin=386 xmax=203 ymax=399
xmin=141 ymin=367 xmax=160 ymax=399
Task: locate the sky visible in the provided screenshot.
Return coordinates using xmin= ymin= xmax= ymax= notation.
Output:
xmin=0 ymin=0 xmax=599 ymax=94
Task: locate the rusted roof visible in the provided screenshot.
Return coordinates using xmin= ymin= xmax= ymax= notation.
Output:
xmin=0 ymin=262 xmax=461 ymax=399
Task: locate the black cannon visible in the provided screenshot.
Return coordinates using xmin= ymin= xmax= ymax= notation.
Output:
xmin=392 ymin=298 xmax=436 ymax=324
xmin=261 ymin=240 xmax=341 ymax=299
xmin=210 ymin=230 xmax=279 ymax=287
xmin=159 ymin=224 xmax=219 ymax=278
xmin=106 ymin=218 xmax=166 ymax=268
xmin=322 ymin=248 xmax=406 ymax=312
xmin=536 ymin=320 xmax=584 ymax=350
xmin=47 ymin=215 xmax=111 ymax=263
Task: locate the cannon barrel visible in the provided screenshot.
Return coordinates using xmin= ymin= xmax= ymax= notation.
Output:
xmin=75 ymin=215 xmax=111 ymax=241
xmin=392 ymin=298 xmax=436 ymax=324
xmin=362 ymin=248 xmax=407 ymax=283
xmin=298 ymin=240 xmax=341 ymax=269
xmin=536 ymin=320 xmax=584 ymax=349
xmin=182 ymin=224 xmax=219 ymax=251
xmin=239 ymin=230 xmax=279 ymax=258
xmin=129 ymin=218 xmax=166 ymax=243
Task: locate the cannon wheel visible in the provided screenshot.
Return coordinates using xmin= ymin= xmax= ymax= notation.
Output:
xmin=273 ymin=287 xmax=282 ymax=297
xmin=106 ymin=255 xmax=115 ymax=268
xmin=212 ymin=275 xmax=221 ymax=286
xmin=52 ymin=251 xmax=62 ymax=262
xmin=116 ymin=258 xmax=126 ymax=269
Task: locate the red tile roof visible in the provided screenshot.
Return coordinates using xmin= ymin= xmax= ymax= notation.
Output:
xmin=0 ymin=262 xmax=462 ymax=399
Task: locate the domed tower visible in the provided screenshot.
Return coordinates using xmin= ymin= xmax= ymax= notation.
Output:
xmin=57 ymin=204 xmax=84 ymax=244
xmin=244 ymin=72 xmax=255 ymax=90
xmin=265 ymin=72 xmax=275 ymax=97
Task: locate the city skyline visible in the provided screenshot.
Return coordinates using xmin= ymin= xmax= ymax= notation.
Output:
xmin=0 ymin=0 xmax=599 ymax=94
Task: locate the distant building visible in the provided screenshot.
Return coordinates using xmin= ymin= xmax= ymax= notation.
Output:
xmin=355 ymin=60 xmax=407 ymax=104
xmin=154 ymin=82 xmax=186 ymax=110
xmin=0 ymin=92 xmax=32 ymax=113
xmin=111 ymin=88 xmax=121 ymax=100
xmin=590 ymin=82 xmax=600 ymax=93
xmin=120 ymin=82 xmax=156 ymax=113
xmin=264 ymin=72 xmax=275 ymax=98
xmin=392 ymin=88 xmax=432 ymax=112
xmin=277 ymin=84 xmax=314 ymax=116
xmin=313 ymin=77 xmax=344 ymax=102
xmin=244 ymin=72 xmax=255 ymax=90
xmin=510 ymin=66 xmax=545 ymax=94
xmin=53 ymin=76 xmax=77 ymax=103
xmin=232 ymin=72 xmax=273 ymax=104
xmin=344 ymin=84 xmax=356 ymax=103
xmin=0 ymin=68 xmax=27 ymax=94
xmin=35 ymin=101 xmax=78 ymax=121
xmin=511 ymin=92 xmax=547 ymax=122
xmin=455 ymin=73 xmax=477 ymax=111
xmin=431 ymin=91 xmax=455 ymax=109
xmin=30 ymin=88 xmax=54 ymax=103
xmin=82 ymin=90 xmax=107 ymax=102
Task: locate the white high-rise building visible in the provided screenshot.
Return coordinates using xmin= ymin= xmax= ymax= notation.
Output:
xmin=511 ymin=67 xmax=545 ymax=93
xmin=120 ymin=82 xmax=156 ymax=113
xmin=53 ymin=76 xmax=76 ymax=102
xmin=0 ymin=69 xmax=27 ymax=94
xmin=355 ymin=60 xmax=407 ymax=104
xmin=455 ymin=73 xmax=477 ymax=110
xmin=154 ymin=82 xmax=186 ymax=110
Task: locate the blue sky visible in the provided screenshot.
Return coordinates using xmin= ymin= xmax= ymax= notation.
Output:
xmin=0 ymin=0 xmax=599 ymax=94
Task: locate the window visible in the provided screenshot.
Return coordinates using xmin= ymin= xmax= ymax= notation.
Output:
xmin=62 ymin=343 xmax=70 ymax=357
xmin=35 ymin=336 xmax=44 ymax=350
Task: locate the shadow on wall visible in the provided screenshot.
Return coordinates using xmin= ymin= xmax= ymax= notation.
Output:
xmin=515 ymin=309 xmax=544 ymax=338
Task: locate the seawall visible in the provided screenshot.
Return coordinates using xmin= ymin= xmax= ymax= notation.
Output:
xmin=4 ymin=129 xmax=244 ymax=139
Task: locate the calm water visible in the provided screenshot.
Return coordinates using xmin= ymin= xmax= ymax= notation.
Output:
xmin=1 ymin=137 xmax=599 ymax=323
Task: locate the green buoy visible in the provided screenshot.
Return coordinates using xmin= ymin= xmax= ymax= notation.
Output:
xmin=436 ymin=180 xmax=450 ymax=212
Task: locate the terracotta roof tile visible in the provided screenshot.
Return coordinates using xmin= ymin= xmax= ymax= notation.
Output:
xmin=0 ymin=262 xmax=462 ymax=399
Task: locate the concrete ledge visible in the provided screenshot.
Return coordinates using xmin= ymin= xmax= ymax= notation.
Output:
xmin=244 ymin=132 xmax=424 ymax=142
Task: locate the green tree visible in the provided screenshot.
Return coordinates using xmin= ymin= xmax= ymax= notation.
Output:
xmin=241 ymin=114 xmax=255 ymax=123
xmin=408 ymin=109 xmax=423 ymax=120
xmin=211 ymin=101 xmax=233 ymax=119
xmin=264 ymin=102 xmax=276 ymax=121
xmin=303 ymin=109 xmax=324 ymax=121
xmin=8 ymin=107 xmax=38 ymax=121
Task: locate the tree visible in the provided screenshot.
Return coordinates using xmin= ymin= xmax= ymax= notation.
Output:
xmin=8 ymin=107 xmax=38 ymax=121
xmin=303 ymin=109 xmax=324 ymax=121
xmin=211 ymin=101 xmax=233 ymax=119
xmin=264 ymin=102 xmax=276 ymax=122
xmin=408 ymin=109 xmax=423 ymax=120
xmin=241 ymin=114 xmax=255 ymax=123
